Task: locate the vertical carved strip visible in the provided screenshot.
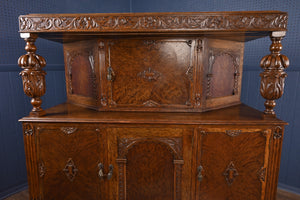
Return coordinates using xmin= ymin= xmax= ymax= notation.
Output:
xmin=98 ymin=41 xmax=108 ymax=106
xmin=259 ymin=130 xmax=271 ymax=200
xmin=206 ymin=50 xmax=214 ymax=99
xmin=116 ymin=158 xmax=127 ymax=200
xmin=260 ymin=32 xmax=289 ymax=117
xmin=194 ymin=39 xmax=203 ymax=107
xmin=23 ymin=123 xmax=40 ymax=199
xmin=174 ymin=160 xmax=184 ymax=200
xmin=233 ymin=57 xmax=240 ymax=95
xmin=18 ymin=33 xmax=46 ymax=117
xmin=265 ymin=126 xmax=284 ymax=199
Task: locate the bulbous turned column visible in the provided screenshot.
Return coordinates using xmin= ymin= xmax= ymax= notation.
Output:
xmin=260 ymin=31 xmax=289 ymax=117
xmin=18 ymin=33 xmax=47 ymax=117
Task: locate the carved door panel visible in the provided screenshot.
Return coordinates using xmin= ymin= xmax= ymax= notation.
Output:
xmin=99 ymin=38 xmax=200 ymax=111
xmin=203 ymin=39 xmax=244 ymax=110
xmin=195 ymin=127 xmax=271 ymax=200
xmin=107 ymin=127 xmax=194 ymax=200
xmin=36 ymin=124 xmax=106 ymax=200
xmin=64 ymin=41 xmax=99 ymax=109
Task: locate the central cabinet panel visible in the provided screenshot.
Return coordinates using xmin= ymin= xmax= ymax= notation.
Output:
xmin=106 ymin=127 xmax=194 ymax=200
xmin=100 ymin=39 xmax=198 ymax=110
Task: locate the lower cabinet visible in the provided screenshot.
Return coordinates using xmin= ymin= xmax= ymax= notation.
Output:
xmin=22 ymin=123 xmax=283 ymax=200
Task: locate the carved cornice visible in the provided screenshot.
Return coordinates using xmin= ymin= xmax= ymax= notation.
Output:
xmin=19 ymin=12 xmax=287 ymax=33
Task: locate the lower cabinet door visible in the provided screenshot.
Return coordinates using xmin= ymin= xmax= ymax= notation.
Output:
xmin=195 ymin=127 xmax=272 ymax=200
xmin=36 ymin=124 xmax=106 ymax=200
xmin=107 ymin=127 xmax=194 ymax=200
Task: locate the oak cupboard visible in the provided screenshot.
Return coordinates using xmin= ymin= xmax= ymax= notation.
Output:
xmin=18 ymin=11 xmax=289 ymax=200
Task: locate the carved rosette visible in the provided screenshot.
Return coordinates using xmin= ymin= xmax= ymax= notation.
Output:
xmin=260 ymin=33 xmax=289 ymax=116
xmin=18 ymin=33 xmax=46 ymax=117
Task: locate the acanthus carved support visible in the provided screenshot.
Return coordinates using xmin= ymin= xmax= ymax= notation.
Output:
xmin=18 ymin=33 xmax=46 ymax=117
xmin=260 ymin=31 xmax=289 ymax=117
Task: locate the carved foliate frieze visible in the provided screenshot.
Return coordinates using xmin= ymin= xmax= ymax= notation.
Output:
xmin=19 ymin=13 xmax=287 ymax=32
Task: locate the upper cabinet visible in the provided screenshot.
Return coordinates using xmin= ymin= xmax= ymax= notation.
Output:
xmin=64 ymin=37 xmax=244 ymax=112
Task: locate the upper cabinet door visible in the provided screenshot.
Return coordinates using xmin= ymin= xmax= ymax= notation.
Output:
xmin=106 ymin=127 xmax=194 ymax=200
xmin=203 ymin=39 xmax=244 ymax=111
xmin=195 ymin=127 xmax=272 ymax=200
xmin=98 ymin=38 xmax=201 ymax=112
xmin=36 ymin=124 xmax=106 ymax=200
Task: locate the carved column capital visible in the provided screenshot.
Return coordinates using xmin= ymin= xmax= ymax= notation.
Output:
xmin=18 ymin=33 xmax=47 ymax=117
xmin=259 ymin=32 xmax=289 ymax=117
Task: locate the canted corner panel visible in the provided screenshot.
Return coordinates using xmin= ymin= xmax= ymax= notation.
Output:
xmin=206 ymin=49 xmax=240 ymax=99
xmin=65 ymin=47 xmax=97 ymax=98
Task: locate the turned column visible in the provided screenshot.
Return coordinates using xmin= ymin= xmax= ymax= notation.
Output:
xmin=260 ymin=31 xmax=290 ymax=117
xmin=18 ymin=33 xmax=46 ymax=117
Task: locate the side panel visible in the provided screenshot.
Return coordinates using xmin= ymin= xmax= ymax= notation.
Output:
xmin=64 ymin=40 xmax=100 ymax=109
xmin=203 ymin=39 xmax=244 ymax=111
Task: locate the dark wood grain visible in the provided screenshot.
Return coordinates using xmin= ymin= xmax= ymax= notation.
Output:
xmin=196 ymin=128 xmax=271 ymax=200
xmin=36 ymin=124 xmax=105 ymax=200
xmin=126 ymin=141 xmax=174 ymax=200
xmin=17 ymin=11 xmax=290 ymax=200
